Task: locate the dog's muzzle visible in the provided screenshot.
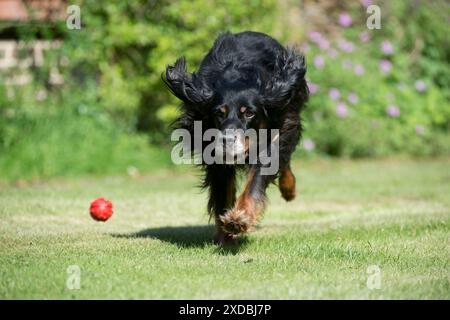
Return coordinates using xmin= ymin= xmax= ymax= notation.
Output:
xmin=216 ymin=130 xmax=247 ymax=164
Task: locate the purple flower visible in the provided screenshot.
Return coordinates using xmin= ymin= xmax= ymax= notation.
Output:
xmin=342 ymin=59 xmax=352 ymax=69
xmin=329 ymin=88 xmax=341 ymax=100
xmin=338 ymin=13 xmax=352 ymax=27
xmin=386 ymin=105 xmax=400 ymax=117
xmin=415 ymin=80 xmax=426 ymax=92
xmin=379 ymin=59 xmax=392 ymax=74
xmin=415 ymin=125 xmax=425 ymax=135
xmin=337 ymin=39 xmax=355 ymax=53
xmin=360 ymin=0 xmax=373 ymax=7
xmin=354 ymin=64 xmax=365 ymax=76
xmin=307 ymin=82 xmax=319 ymax=94
xmin=381 ymin=40 xmax=394 ymax=55
xmin=317 ymin=38 xmax=330 ymax=50
xmin=303 ymin=139 xmax=315 ymax=151
xmin=336 ymin=102 xmax=348 ymax=118
xmin=308 ymin=31 xmax=331 ymax=50
xmin=359 ymin=31 xmax=370 ymax=43
xmin=348 ymin=93 xmax=359 ymax=105
xmin=307 ymin=31 xmax=323 ymax=43
xmin=328 ymin=48 xmax=338 ymax=58
xmin=313 ymin=55 xmax=325 ymax=68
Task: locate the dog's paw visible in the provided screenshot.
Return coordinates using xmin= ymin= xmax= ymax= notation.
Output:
xmin=220 ymin=209 xmax=253 ymax=236
xmin=280 ymin=187 xmax=296 ymax=202
xmin=213 ymin=230 xmax=237 ymax=246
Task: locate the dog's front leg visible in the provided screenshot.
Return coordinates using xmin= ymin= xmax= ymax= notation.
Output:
xmin=204 ymin=165 xmax=237 ymax=245
xmin=220 ymin=166 xmax=272 ymax=237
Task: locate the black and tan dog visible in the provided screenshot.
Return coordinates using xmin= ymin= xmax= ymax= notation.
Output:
xmin=164 ymin=31 xmax=308 ymax=245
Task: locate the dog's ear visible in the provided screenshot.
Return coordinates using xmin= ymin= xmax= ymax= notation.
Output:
xmin=163 ymin=57 xmax=213 ymax=105
xmin=263 ymin=48 xmax=308 ymax=108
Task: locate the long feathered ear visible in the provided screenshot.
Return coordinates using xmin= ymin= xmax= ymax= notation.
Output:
xmin=263 ymin=48 xmax=308 ymax=108
xmin=163 ymin=57 xmax=213 ymax=105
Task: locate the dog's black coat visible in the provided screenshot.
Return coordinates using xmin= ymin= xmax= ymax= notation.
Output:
xmin=164 ymin=31 xmax=308 ymax=244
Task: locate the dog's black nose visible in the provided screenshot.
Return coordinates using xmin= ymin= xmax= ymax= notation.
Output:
xmin=226 ymin=221 xmax=241 ymax=234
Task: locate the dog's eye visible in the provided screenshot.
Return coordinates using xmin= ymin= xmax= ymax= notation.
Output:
xmin=240 ymin=106 xmax=255 ymax=119
xmin=215 ymin=106 xmax=227 ymax=117
xmin=244 ymin=110 xmax=255 ymax=119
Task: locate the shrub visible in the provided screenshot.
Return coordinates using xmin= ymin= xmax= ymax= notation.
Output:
xmin=0 ymin=1 xmax=448 ymax=181
xmin=0 ymin=102 xmax=169 ymax=182
xmin=0 ymin=0 xmax=279 ymax=181
xmin=298 ymin=0 xmax=450 ymax=157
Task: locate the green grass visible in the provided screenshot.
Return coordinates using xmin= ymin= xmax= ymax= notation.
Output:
xmin=0 ymin=158 xmax=449 ymax=299
xmin=0 ymin=111 xmax=171 ymax=182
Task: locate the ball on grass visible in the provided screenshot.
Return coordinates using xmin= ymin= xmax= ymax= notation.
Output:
xmin=90 ymin=198 xmax=113 ymax=222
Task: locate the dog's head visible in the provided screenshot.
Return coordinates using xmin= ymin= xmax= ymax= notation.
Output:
xmin=163 ymin=48 xmax=308 ymax=161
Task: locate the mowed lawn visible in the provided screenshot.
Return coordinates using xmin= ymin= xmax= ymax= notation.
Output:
xmin=0 ymin=159 xmax=449 ymax=299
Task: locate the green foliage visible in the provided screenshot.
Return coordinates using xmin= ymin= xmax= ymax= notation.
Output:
xmin=0 ymin=0 xmax=279 ymax=181
xmin=0 ymin=112 xmax=169 ymax=182
xmin=300 ymin=0 xmax=450 ymax=157
xmin=66 ymin=0 xmax=280 ymax=130
xmin=0 ymin=1 xmax=449 ymax=181
xmin=0 ymin=88 xmax=169 ymax=182
xmin=381 ymin=0 xmax=450 ymax=90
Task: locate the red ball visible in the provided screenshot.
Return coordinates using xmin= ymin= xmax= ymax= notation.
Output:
xmin=89 ymin=198 xmax=113 ymax=222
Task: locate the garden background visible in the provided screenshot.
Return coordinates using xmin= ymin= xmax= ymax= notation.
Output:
xmin=0 ymin=0 xmax=448 ymax=182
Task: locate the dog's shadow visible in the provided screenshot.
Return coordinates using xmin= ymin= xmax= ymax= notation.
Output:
xmin=112 ymin=225 xmax=248 ymax=254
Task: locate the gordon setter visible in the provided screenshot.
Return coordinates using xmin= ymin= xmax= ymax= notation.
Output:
xmin=164 ymin=31 xmax=308 ymax=245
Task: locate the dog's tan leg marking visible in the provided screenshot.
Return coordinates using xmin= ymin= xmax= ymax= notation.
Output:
xmin=279 ymin=163 xmax=296 ymax=201
xmin=220 ymin=169 xmax=264 ymax=237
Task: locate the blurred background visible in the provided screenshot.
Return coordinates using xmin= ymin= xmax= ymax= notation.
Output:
xmin=0 ymin=0 xmax=448 ymax=182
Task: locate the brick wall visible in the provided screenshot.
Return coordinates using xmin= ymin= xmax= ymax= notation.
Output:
xmin=0 ymin=40 xmax=63 ymax=85
xmin=0 ymin=0 xmax=65 ymax=22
